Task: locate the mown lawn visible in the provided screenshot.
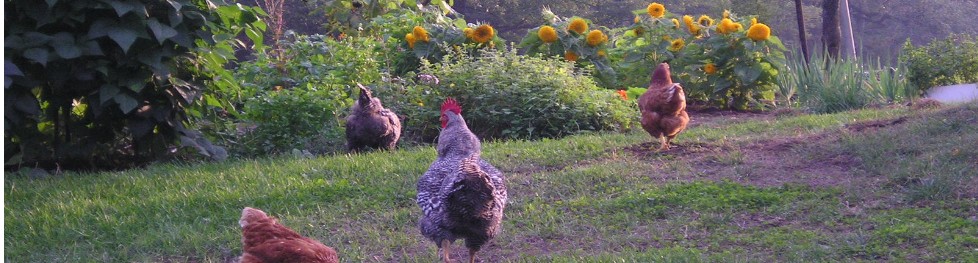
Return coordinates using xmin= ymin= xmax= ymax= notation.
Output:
xmin=5 ymin=103 xmax=978 ymax=262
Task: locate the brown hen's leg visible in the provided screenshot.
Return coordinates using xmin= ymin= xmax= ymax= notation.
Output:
xmin=658 ymin=136 xmax=669 ymax=151
xmin=468 ymin=249 xmax=477 ymax=263
xmin=441 ymin=239 xmax=452 ymax=263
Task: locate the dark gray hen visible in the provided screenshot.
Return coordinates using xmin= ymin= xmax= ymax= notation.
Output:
xmin=345 ymin=84 xmax=401 ymax=152
xmin=417 ymin=98 xmax=507 ymax=263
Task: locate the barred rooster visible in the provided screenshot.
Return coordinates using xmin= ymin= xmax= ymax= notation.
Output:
xmin=345 ymin=83 xmax=402 ymax=152
xmin=639 ymin=62 xmax=689 ymax=151
xmin=417 ymin=98 xmax=508 ymax=263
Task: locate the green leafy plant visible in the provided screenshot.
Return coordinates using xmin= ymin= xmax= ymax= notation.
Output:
xmin=227 ymin=34 xmax=386 ymax=155
xmin=379 ymin=48 xmax=636 ymax=141
xmin=4 ymin=0 xmax=264 ymax=169
xmin=519 ymin=9 xmax=616 ymax=88
xmin=900 ymin=34 xmax=978 ymax=91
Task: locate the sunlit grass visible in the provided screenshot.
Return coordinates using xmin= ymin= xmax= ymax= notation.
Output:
xmin=5 ymin=103 xmax=976 ymax=262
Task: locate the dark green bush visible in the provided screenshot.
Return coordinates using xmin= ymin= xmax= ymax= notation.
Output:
xmin=378 ymin=48 xmax=636 ymax=141
xmin=4 ymin=0 xmax=263 ymax=169
xmin=900 ymin=34 xmax=978 ymax=90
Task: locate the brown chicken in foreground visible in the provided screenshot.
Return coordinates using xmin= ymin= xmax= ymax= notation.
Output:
xmin=638 ymin=63 xmax=690 ymax=151
xmin=238 ymin=207 xmax=338 ymax=263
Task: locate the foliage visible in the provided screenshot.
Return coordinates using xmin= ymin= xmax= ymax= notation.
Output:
xmin=395 ymin=12 xmax=505 ymax=76
xmin=4 ymin=0 xmax=264 ymax=169
xmin=226 ymin=34 xmax=386 ymax=155
xmin=519 ymin=10 xmax=616 ymax=88
xmin=784 ymin=51 xmax=916 ymax=113
xmin=899 ymin=34 xmax=978 ymax=90
xmin=378 ymin=48 xmax=636 ymax=141
xmin=611 ymin=7 xmax=786 ymax=110
xmin=306 ymin=0 xmax=456 ymax=34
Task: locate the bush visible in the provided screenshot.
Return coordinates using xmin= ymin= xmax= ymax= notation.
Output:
xmin=224 ymin=34 xmax=388 ymax=155
xmin=900 ymin=34 xmax=978 ymax=90
xmin=4 ymin=0 xmax=262 ymax=170
xmin=379 ymin=48 xmax=636 ymax=141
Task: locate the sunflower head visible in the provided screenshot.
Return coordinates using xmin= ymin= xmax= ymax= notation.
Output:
xmin=751 ymin=17 xmax=758 ymax=26
xmin=718 ymin=18 xmax=741 ymax=34
xmin=472 ymin=24 xmax=495 ymax=43
xmin=586 ymin=30 xmax=607 ymax=47
xmin=683 ymin=15 xmax=700 ymax=35
xmin=568 ymin=18 xmax=588 ymax=34
xmin=564 ymin=51 xmax=578 ymax=61
xmin=597 ymin=49 xmax=607 ymax=57
xmin=463 ymin=27 xmax=474 ymax=39
xmin=405 ymin=33 xmax=417 ymax=48
xmin=672 ymin=18 xmax=680 ymax=29
xmin=539 ymin=26 xmax=558 ymax=43
xmin=722 ymin=10 xmax=731 ymax=19
xmin=697 ymin=15 xmax=714 ymax=27
xmin=668 ymin=38 xmax=685 ymax=52
xmin=703 ymin=63 xmax=718 ymax=74
xmin=747 ymin=23 xmax=771 ymax=41
xmin=413 ymin=26 xmax=430 ymax=42
xmin=647 ymin=3 xmax=666 ymax=18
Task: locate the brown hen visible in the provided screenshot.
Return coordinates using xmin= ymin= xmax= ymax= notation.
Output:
xmin=638 ymin=63 xmax=690 ymax=151
xmin=238 ymin=207 xmax=338 ymax=263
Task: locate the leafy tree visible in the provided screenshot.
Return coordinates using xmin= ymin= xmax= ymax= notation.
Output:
xmin=4 ymin=0 xmax=264 ymax=170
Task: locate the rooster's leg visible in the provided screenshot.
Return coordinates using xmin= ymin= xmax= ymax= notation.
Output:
xmin=441 ymin=239 xmax=452 ymax=263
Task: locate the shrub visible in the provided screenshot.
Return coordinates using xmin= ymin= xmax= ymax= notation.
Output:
xmin=900 ymin=34 xmax=978 ymax=90
xmin=519 ymin=10 xmax=616 ymax=88
xmin=227 ymin=34 xmax=385 ymax=155
xmin=379 ymin=48 xmax=636 ymax=141
xmin=4 ymin=0 xmax=262 ymax=169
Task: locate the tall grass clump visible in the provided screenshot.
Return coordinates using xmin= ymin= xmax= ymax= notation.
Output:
xmin=779 ymin=51 xmax=917 ymax=113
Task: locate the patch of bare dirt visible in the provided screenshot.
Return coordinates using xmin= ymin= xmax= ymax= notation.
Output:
xmin=844 ymin=116 xmax=908 ymax=132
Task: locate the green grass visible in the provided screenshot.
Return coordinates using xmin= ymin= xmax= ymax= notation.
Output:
xmin=5 ymin=103 xmax=978 ymax=262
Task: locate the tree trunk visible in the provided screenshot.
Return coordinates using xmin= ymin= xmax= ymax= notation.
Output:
xmin=794 ymin=0 xmax=810 ymax=63
xmin=821 ymin=0 xmax=842 ymax=58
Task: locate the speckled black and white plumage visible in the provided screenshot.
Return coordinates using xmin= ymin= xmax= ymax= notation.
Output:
xmin=345 ymin=84 xmax=401 ymax=152
xmin=416 ymin=104 xmax=507 ymax=263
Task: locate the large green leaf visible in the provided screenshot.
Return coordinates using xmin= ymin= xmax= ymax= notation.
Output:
xmin=108 ymin=0 xmax=146 ymax=17
xmin=100 ymin=84 xmax=120 ymax=103
xmin=107 ymin=26 xmax=139 ymax=53
xmin=23 ymin=48 xmax=50 ymax=66
xmin=114 ymin=92 xmax=139 ymax=113
xmin=51 ymin=32 xmax=82 ymax=59
xmin=147 ymin=18 xmax=178 ymax=44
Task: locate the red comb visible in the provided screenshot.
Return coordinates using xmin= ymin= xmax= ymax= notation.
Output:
xmin=441 ymin=97 xmax=462 ymax=115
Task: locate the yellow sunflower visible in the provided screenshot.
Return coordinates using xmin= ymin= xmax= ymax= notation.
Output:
xmin=564 ymin=51 xmax=579 ymax=61
xmin=405 ymin=33 xmax=417 ymax=48
xmin=472 ymin=24 xmax=495 ymax=43
xmin=586 ymin=30 xmax=607 ymax=46
xmin=704 ymin=63 xmax=717 ymax=74
xmin=413 ymin=26 xmax=430 ymax=42
xmin=634 ymin=16 xmax=641 ymax=24
xmin=672 ymin=18 xmax=680 ymax=29
xmin=568 ymin=18 xmax=588 ymax=34
xmin=751 ymin=17 xmax=758 ymax=26
xmin=683 ymin=15 xmax=700 ymax=35
xmin=463 ymin=27 xmax=474 ymax=39
xmin=698 ymin=15 xmax=714 ymax=27
xmin=668 ymin=38 xmax=685 ymax=52
xmin=539 ymin=26 xmax=558 ymax=43
xmin=722 ymin=10 xmax=730 ymax=19
xmin=597 ymin=50 xmax=606 ymax=57
xmin=647 ymin=3 xmax=666 ymax=18
xmin=717 ymin=18 xmax=741 ymax=34
xmin=747 ymin=23 xmax=771 ymax=41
